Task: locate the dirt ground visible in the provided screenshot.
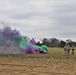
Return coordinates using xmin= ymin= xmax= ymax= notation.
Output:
xmin=0 ymin=54 xmax=76 ymax=75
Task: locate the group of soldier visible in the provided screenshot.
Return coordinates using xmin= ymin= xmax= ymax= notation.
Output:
xmin=64 ymin=45 xmax=75 ymax=55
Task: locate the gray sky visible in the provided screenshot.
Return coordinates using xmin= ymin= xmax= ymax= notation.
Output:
xmin=0 ymin=0 xmax=76 ymax=41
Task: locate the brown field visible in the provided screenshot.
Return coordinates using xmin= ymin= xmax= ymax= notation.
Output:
xmin=0 ymin=48 xmax=76 ymax=75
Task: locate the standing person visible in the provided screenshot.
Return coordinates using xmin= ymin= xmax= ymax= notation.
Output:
xmin=64 ymin=45 xmax=67 ymax=55
xmin=67 ymin=45 xmax=70 ymax=55
xmin=72 ymin=45 xmax=75 ymax=55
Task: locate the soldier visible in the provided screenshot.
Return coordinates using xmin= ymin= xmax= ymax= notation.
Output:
xmin=72 ymin=45 xmax=75 ymax=55
xmin=64 ymin=45 xmax=68 ymax=55
xmin=67 ymin=45 xmax=70 ymax=55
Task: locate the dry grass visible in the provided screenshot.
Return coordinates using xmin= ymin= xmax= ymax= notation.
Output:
xmin=0 ymin=48 xmax=76 ymax=75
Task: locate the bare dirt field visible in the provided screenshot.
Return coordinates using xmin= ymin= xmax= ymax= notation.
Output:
xmin=0 ymin=48 xmax=76 ymax=75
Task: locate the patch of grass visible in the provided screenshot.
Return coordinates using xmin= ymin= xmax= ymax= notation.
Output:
xmin=0 ymin=47 xmax=76 ymax=75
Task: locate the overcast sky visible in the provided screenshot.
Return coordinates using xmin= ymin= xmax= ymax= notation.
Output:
xmin=0 ymin=0 xmax=76 ymax=41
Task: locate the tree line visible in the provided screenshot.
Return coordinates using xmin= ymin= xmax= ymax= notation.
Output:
xmin=36 ymin=38 xmax=76 ymax=48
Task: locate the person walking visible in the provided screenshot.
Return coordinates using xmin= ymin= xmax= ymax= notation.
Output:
xmin=64 ymin=45 xmax=68 ymax=55
xmin=71 ymin=45 xmax=75 ymax=55
xmin=67 ymin=45 xmax=70 ymax=55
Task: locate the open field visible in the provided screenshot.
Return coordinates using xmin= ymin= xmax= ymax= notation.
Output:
xmin=0 ymin=48 xmax=76 ymax=75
